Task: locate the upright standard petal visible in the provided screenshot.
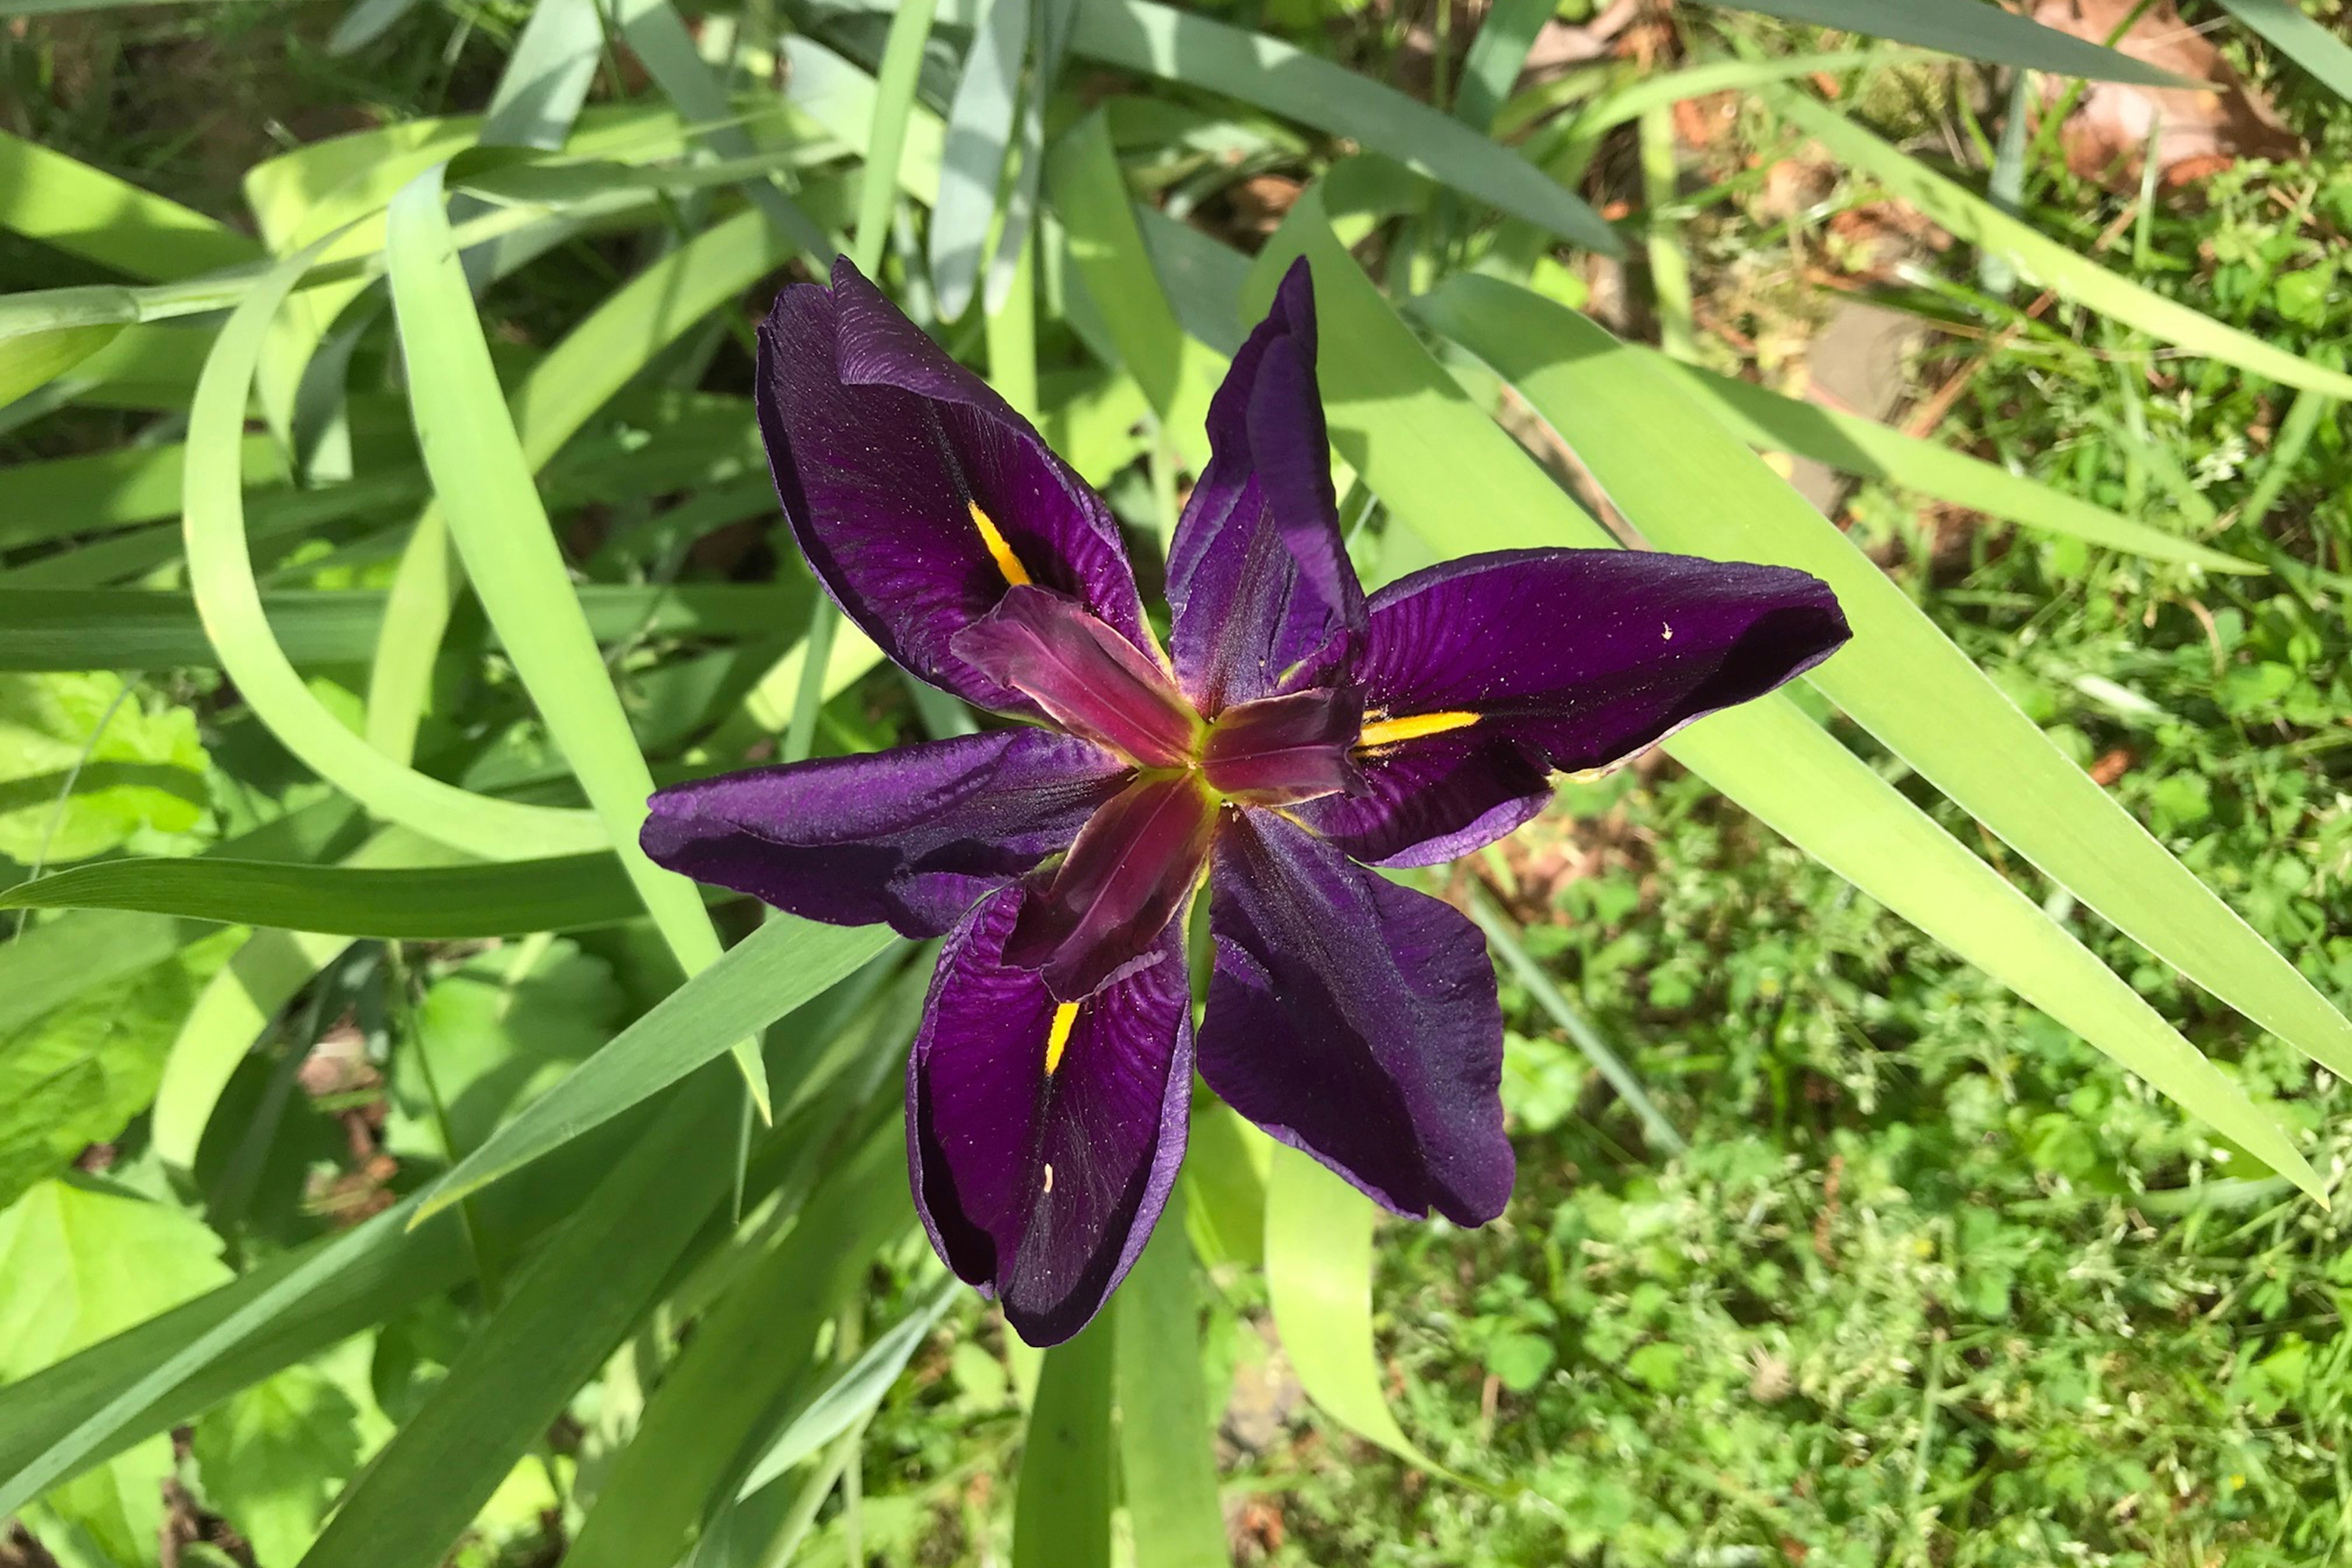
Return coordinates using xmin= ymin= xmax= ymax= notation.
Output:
xmin=1297 ymin=548 xmax=1849 ymax=866
xmin=759 ymin=259 xmax=1149 ymax=710
xmin=1200 ymin=811 xmax=1513 ymax=1225
xmin=641 ymin=729 xmax=1131 ymax=938
xmin=951 ymin=585 xmax=1200 ymax=768
xmin=909 ymin=885 xmax=1193 ymax=1345
xmin=1166 ymin=258 xmax=1367 ymax=713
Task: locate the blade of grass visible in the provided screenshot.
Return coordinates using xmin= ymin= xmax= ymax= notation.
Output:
xmin=1454 ymin=0 xmax=1556 ymax=131
xmin=386 ymin=164 xmax=770 ymax=1113
xmin=732 ymin=1277 xmax=959 ymax=1498
xmin=1718 ymin=0 xmax=2189 ymax=83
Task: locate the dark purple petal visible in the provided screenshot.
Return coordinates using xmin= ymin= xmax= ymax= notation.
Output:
xmin=1166 ymin=258 xmax=1367 ymax=714
xmin=1200 ymin=810 xmax=1512 ymax=1225
xmin=759 ymin=258 xmax=1149 ymax=710
xmin=1006 ymin=772 xmax=1220 ymax=1002
xmin=641 ymin=729 xmax=1131 ymax=938
xmin=1200 ymin=686 xmax=1365 ymax=807
xmin=1296 ymin=548 xmax=1849 ymax=866
xmin=950 ymin=585 xmax=1200 ymax=768
xmin=909 ymin=884 xmax=1192 ymax=1345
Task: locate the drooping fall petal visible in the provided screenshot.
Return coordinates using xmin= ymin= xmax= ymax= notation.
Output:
xmin=1199 ymin=810 xmax=1513 ymax=1225
xmin=759 ymin=258 xmax=1150 ymax=713
xmin=640 ymin=729 xmax=1131 ymax=938
xmin=909 ymin=884 xmax=1193 ymax=1346
xmin=1166 ymin=256 xmax=1366 ymax=713
xmin=1297 ymin=547 xmax=1849 ymax=866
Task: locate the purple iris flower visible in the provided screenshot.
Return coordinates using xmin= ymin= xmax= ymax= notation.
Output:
xmin=641 ymin=257 xmax=1849 ymax=1345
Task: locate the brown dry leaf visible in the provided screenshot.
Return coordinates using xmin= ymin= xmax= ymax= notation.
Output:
xmin=1229 ymin=172 xmax=1303 ymax=236
xmin=2029 ymin=0 xmax=2301 ymax=189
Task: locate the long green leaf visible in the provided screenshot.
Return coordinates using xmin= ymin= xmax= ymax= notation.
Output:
xmin=179 ymin=232 xmax=604 ymax=859
xmin=0 ymin=132 xmax=261 ymax=280
xmin=1011 ymin=1312 xmax=1115 ymax=1568
xmin=1715 ymin=0 xmax=2186 ymax=83
xmin=153 ymin=928 xmax=353 ymax=1174
xmin=1009 ymin=0 xmax=1621 ymax=253
xmin=296 ymin=1068 xmax=742 ymax=1568
xmin=415 ymin=916 xmax=902 ymax=1221
xmin=1646 ymin=350 xmax=2259 ymax=572
xmin=1115 ymin=1186 xmax=1229 ymax=1568
xmin=1418 ymin=278 xmax=2352 ymax=1096
xmin=1774 ymin=90 xmax=2352 ymax=401
xmin=1262 ymin=1148 xmax=1442 ymax=1468
xmin=931 ymin=0 xmax=1028 ymax=320
xmin=0 ymin=855 xmax=652 ymax=937
xmin=851 ymin=0 xmax=940 ymax=275
xmin=0 ymin=325 xmax=124 ymax=408
xmin=2216 ymin=0 xmax=2352 ymax=103
xmin=0 ymin=585 xmax=796 ymax=670
xmin=733 ymin=1279 xmax=959 ymax=1498
xmin=564 ymin=1123 xmax=910 ymax=1568
xmin=387 ymin=163 xmax=771 ymax=1110
xmin=1250 ymin=187 xmax=2321 ymax=1200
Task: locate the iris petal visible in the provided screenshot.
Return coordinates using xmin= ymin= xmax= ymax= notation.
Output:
xmin=1296 ymin=547 xmax=1850 ymax=866
xmin=1201 ymin=686 xmax=1365 ymax=806
xmin=640 ymin=729 xmax=1131 ymax=937
xmin=1166 ymin=257 xmax=1367 ymax=713
xmin=1005 ymin=771 xmax=1221 ymax=1002
xmin=758 ymin=259 xmax=1149 ymax=711
xmin=909 ymin=884 xmax=1193 ymax=1345
xmin=950 ymin=585 xmax=1200 ymax=768
xmin=1200 ymin=810 xmax=1513 ymax=1224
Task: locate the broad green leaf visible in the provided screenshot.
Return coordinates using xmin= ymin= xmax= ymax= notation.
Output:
xmin=0 ymin=854 xmax=655 ymax=936
xmin=180 ymin=231 xmax=604 ymax=860
xmin=1646 ymin=350 xmax=2259 ymax=572
xmin=2216 ymin=0 xmax=2352 ymax=104
xmin=387 ymin=939 xmax=626 ymax=1159
xmin=1715 ymin=0 xmax=2186 ymax=83
xmin=1418 ymin=278 xmax=2352 ymax=1099
xmin=1069 ymin=0 xmax=1618 ymax=254
xmin=415 ymin=916 xmax=902 ymax=1220
xmin=0 ymin=1178 xmax=234 ymax=1555
xmin=1262 ymin=1148 xmax=1441 ymax=1469
xmin=1247 ymin=191 xmax=2321 ymax=1199
xmin=292 ymin=1067 xmax=746 ymax=1568
xmin=1115 ymin=1186 xmax=1229 ymax=1568
xmin=0 ymin=939 xmax=230 ymax=1213
xmin=0 ymin=911 xmax=211 ymax=1039
xmin=786 ymin=37 xmax=946 ymax=205
xmin=1773 ymin=90 xmax=2352 ymax=401
xmin=1011 ymin=1312 xmax=1115 ymax=1568
xmin=154 ymin=929 xmax=353 ymax=1175
xmin=0 ymin=672 xmax=208 ymax=863
xmin=1454 ymin=0 xmax=1556 ymax=130
xmin=0 ymin=132 xmax=261 ymax=280
xmin=190 ymin=1365 xmax=365 ymax=1568
xmin=563 ymin=1123 xmax=910 ymax=1568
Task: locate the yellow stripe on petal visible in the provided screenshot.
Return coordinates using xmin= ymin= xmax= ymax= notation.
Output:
xmin=969 ymin=499 xmax=1032 ymax=587
xmin=1044 ymin=1000 xmax=1081 ymax=1076
xmin=1357 ymin=710 xmax=1480 ymax=748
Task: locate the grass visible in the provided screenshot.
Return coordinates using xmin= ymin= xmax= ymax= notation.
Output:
xmin=5 ymin=2 xmax=2352 ymax=1566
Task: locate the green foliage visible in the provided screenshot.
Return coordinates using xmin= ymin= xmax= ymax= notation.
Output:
xmin=0 ymin=672 xmax=206 ymax=865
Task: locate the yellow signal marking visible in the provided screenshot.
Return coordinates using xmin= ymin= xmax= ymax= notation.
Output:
xmin=1044 ymin=1000 xmax=1081 ymax=1076
xmin=969 ymin=500 xmax=1032 ymax=587
xmin=1357 ymin=710 xmax=1480 ymax=748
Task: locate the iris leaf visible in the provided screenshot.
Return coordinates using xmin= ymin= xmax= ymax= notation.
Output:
xmin=1710 ymin=0 xmax=2187 ymax=83
xmin=0 ymin=130 xmax=260 ymax=280
xmin=2214 ymin=0 xmax=2352 ymax=104
xmin=1011 ymin=1311 xmax=1116 ymax=1568
xmin=1115 ymin=1185 xmax=1230 ymax=1568
xmin=1418 ymin=278 xmax=2352 ymax=1105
